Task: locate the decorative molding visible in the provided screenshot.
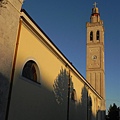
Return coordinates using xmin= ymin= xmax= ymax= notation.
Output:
xmin=86 ymin=20 xmax=103 ymax=27
xmin=0 ymin=0 xmax=8 ymax=8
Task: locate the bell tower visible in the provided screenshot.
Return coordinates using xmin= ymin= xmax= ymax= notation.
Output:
xmin=86 ymin=2 xmax=105 ymax=111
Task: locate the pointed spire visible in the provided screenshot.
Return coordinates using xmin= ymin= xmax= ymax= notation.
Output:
xmin=92 ymin=2 xmax=99 ymax=14
xmin=90 ymin=2 xmax=100 ymax=23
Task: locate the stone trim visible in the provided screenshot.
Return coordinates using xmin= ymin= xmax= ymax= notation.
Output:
xmin=0 ymin=0 xmax=8 ymax=7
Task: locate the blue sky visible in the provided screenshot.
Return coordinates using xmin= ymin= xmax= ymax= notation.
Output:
xmin=22 ymin=0 xmax=120 ymax=111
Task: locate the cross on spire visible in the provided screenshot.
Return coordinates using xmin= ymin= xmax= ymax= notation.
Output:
xmin=93 ymin=2 xmax=98 ymax=8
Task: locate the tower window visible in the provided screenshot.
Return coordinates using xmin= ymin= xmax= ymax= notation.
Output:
xmin=96 ymin=30 xmax=100 ymax=40
xmin=22 ymin=60 xmax=40 ymax=83
xmin=90 ymin=31 xmax=93 ymax=41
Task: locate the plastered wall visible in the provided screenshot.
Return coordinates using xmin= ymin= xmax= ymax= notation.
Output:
xmin=7 ymin=13 xmax=102 ymax=120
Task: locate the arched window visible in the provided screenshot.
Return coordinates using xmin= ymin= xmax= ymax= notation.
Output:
xmin=96 ymin=30 xmax=100 ymax=40
xmin=22 ymin=60 xmax=39 ymax=82
xmin=90 ymin=31 xmax=93 ymax=41
xmin=89 ymin=97 xmax=92 ymax=107
xmin=71 ymin=89 xmax=77 ymax=102
xmin=88 ymin=96 xmax=92 ymax=120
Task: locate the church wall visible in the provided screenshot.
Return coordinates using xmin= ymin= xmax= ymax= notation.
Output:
xmin=87 ymin=88 xmax=102 ymax=120
xmin=7 ymin=18 xmax=88 ymax=120
xmin=7 ymin=11 xmax=103 ymax=120
xmin=69 ymin=74 xmax=88 ymax=120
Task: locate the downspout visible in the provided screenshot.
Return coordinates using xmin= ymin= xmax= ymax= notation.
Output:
xmin=5 ymin=19 xmax=22 ymax=120
xmin=67 ymin=70 xmax=71 ymax=120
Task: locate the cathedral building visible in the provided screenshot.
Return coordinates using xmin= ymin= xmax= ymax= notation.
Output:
xmin=0 ymin=1 xmax=106 ymax=120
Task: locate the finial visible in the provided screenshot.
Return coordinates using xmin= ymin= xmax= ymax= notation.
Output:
xmin=93 ymin=2 xmax=98 ymax=8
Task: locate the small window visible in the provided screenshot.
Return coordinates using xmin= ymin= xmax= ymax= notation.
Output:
xmin=90 ymin=31 xmax=93 ymax=41
xmin=89 ymin=98 xmax=92 ymax=107
xmin=22 ymin=60 xmax=39 ymax=82
xmin=71 ymin=89 xmax=77 ymax=102
xmin=96 ymin=30 xmax=100 ymax=40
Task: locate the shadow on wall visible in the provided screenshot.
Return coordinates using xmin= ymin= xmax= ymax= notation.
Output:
xmin=53 ymin=68 xmax=105 ymax=120
xmin=53 ymin=68 xmax=73 ymax=105
xmin=0 ymin=73 xmax=9 ymax=120
xmin=8 ymin=68 xmax=70 ymax=120
xmin=53 ymin=68 xmax=96 ymax=120
xmin=7 ymin=67 xmax=105 ymax=120
xmin=53 ymin=68 xmax=74 ymax=120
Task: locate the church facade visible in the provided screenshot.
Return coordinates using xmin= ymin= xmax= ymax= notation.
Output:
xmin=0 ymin=1 xmax=106 ymax=120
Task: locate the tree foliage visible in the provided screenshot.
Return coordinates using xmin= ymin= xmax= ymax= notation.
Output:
xmin=107 ymin=103 xmax=119 ymax=120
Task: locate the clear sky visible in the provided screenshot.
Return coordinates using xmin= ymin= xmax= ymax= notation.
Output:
xmin=22 ymin=0 xmax=120 ymax=111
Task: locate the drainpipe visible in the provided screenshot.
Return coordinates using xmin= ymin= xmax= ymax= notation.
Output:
xmin=67 ymin=70 xmax=71 ymax=120
xmin=5 ymin=19 xmax=22 ymax=120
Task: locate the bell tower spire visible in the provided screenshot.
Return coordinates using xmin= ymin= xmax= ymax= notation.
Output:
xmin=90 ymin=2 xmax=100 ymax=23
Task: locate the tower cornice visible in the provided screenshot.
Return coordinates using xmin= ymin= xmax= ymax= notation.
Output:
xmin=86 ymin=20 xmax=103 ymax=27
xmin=86 ymin=42 xmax=104 ymax=46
